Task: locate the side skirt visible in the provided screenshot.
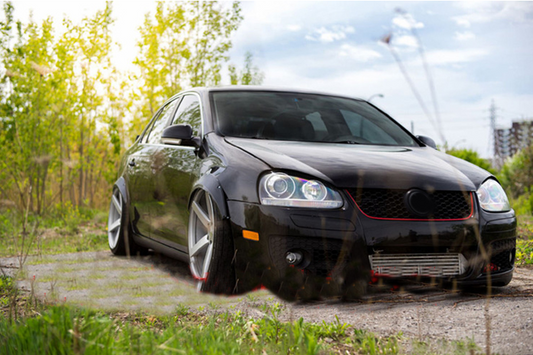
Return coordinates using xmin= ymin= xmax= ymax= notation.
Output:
xmin=132 ymin=233 xmax=190 ymax=264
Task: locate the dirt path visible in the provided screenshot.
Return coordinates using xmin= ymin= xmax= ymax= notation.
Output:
xmin=2 ymin=251 xmax=533 ymax=354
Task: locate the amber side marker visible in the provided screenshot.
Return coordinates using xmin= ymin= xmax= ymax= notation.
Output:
xmin=242 ymin=230 xmax=259 ymax=241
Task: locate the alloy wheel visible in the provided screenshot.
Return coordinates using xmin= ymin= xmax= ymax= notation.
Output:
xmin=188 ymin=190 xmax=215 ymax=291
xmin=108 ymin=189 xmax=122 ymax=249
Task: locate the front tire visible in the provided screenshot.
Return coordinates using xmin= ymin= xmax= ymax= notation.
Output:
xmin=188 ymin=190 xmax=235 ymax=294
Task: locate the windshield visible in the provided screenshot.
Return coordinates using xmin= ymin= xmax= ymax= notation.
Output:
xmin=212 ymin=91 xmax=418 ymax=146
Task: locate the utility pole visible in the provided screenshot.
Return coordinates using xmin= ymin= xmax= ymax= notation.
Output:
xmin=489 ymin=100 xmax=501 ymax=168
xmin=411 ymin=121 xmax=414 ymax=135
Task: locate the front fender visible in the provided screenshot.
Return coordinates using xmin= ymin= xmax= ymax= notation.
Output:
xmin=189 ymin=174 xmax=229 ymax=219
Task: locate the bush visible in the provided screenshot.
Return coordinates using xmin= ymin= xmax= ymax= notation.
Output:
xmin=446 ymin=148 xmax=496 ymax=175
xmin=498 ymin=145 xmax=533 ymax=214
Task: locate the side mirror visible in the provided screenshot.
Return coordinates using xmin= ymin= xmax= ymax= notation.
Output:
xmin=416 ymin=135 xmax=437 ymax=149
xmin=161 ymin=124 xmax=200 ymax=147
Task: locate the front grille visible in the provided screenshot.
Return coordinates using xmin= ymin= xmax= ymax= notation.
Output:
xmin=347 ymin=188 xmax=473 ymax=220
xmin=369 ymin=253 xmax=467 ymax=277
xmin=268 ymin=236 xmax=345 ymax=277
xmin=485 ymin=238 xmax=516 ymax=273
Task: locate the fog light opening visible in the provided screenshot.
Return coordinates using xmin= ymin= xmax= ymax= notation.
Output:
xmin=483 ymin=262 xmax=500 ymax=273
xmin=286 ymin=250 xmax=303 ymax=266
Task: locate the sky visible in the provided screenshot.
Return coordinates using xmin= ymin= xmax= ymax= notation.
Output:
xmin=10 ymin=1 xmax=533 ymax=158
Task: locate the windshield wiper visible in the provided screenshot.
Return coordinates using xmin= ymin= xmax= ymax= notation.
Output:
xmin=237 ymin=135 xmax=271 ymax=140
xmin=329 ymin=140 xmax=360 ymax=144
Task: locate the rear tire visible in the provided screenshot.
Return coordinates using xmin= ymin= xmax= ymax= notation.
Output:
xmin=108 ymin=186 xmax=147 ymax=257
xmin=188 ymin=190 xmax=236 ymax=294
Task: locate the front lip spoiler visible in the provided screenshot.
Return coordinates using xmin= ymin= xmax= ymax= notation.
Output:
xmin=370 ymin=267 xmax=514 ymax=287
xmin=455 ymin=267 xmax=515 ymax=286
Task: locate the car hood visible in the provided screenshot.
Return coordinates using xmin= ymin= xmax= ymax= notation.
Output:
xmin=225 ymin=138 xmax=491 ymax=191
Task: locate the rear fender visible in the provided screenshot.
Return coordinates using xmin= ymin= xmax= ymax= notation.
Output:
xmin=113 ymin=177 xmax=128 ymax=202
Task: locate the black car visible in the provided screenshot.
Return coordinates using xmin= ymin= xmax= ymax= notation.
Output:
xmin=108 ymin=87 xmax=516 ymax=300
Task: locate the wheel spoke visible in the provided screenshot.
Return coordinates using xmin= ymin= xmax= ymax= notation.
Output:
xmin=189 ymin=191 xmax=219 ymax=289
xmin=190 ymin=234 xmax=210 ymax=257
xmin=201 ymin=244 xmax=213 ymax=278
xmin=109 ymin=219 xmax=121 ymax=233
xmin=191 ymin=200 xmax=210 ymax=229
xmin=206 ymin=194 xmax=214 ymax=229
xmin=112 ymin=194 xmax=122 ymax=214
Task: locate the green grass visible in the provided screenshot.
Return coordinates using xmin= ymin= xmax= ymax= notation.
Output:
xmin=27 ymin=256 xmax=102 ymax=266
xmin=517 ymin=215 xmax=533 ymax=265
xmin=0 ymin=302 xmax=360 ymax=355
xmin=0 ymin=302 xmax=380 ymax=354
xmin=0 ymin=208 xmax=108 ymax=258
xmin=0 ymin=231 xmax=108 ymax=258
xmin=0 ymin=275 xmax=487 ymax=355
xmin=517 ymin=239 xmax=533 ymax=265
xmin=410 ymin=338 xmax=479 ymax=355
xmin=0 ymin=300 xmax=486 ymax=355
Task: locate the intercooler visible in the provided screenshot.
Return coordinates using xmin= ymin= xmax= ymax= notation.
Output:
xmin=369 ymin=253 xmax=467 ymax=277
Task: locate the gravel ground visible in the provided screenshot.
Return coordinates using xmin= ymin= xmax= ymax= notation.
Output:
xmin=1 ymin=251 xmax=532 ymax=354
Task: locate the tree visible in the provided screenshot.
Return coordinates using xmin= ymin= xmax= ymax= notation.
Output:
xmin=0 ymin=5 xmax=58 ymax=214
xmin=0 ymin=0 xmax=259 ymax=215
xmin=228 ymin=51 xmax=264 ymax=85
xmin=446 ymin=148 xmax=496 ymax=175
xmin=0 ymin=1 xmax=127 ymax=213
xmin=498 ymin=145 xmax=533 ymax=199
xmin=130 ymin=1 xmax=242 ymax=136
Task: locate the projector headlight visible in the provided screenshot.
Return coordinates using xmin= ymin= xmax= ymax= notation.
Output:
xmin=259 ymin=172 xmax=343 ymax=208
xmin=476 ymin=179 xmax=511 ymax=212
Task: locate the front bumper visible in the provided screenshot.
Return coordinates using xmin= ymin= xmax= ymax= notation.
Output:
xmin=228 ymin=198 xmax=517 ymax=296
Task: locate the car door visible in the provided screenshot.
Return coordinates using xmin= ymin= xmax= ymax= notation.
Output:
xmin=129 ymin=99 xmax=180 ymax=240
xmin=127 ymin=115 xmax=159 ymax=239
xmin=150 ymin=94 xmax=203 ymax=250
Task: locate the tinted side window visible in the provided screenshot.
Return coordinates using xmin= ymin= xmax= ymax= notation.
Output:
xmin=172 ymin=95 xmax=201 ymax=136
xmin=145 ymin=100 xmax=179 ymax=144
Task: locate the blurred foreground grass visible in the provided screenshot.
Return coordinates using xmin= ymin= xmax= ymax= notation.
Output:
xmin=0 ymin=275 xmax=483 ymax=355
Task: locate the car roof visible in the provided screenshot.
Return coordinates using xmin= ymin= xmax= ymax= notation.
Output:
xmin=179 ymin=86 xmax=365 ymax=102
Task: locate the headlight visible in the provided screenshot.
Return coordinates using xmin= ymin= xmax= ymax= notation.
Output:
xmin=259 ymin=172 xmax=343 ymax=208
xmin=476 ymin=179 xmax=511 ymax=212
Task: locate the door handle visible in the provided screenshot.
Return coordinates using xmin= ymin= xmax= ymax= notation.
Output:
xmin=128 ymin=159 xmax=136 ymax=167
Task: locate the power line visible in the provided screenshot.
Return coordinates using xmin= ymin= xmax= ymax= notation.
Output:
xmin=500 ymin=108 xmax=530 ymax=117
xmin=394 ymin=109 xmax=488 ymax=116
xmin=408 ymin=117 xmax=487 ymax=124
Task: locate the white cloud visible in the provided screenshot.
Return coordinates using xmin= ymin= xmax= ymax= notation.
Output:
xmin=426 ymin=49 xmax=488 ymax=65
xmin=287 ymin=25 xmax=301 ymax=32
xmin=345 ymin=26 xmax=355 ymax=34
xmin=454 ymin=31 xmax=475 ymax=41
xmin=339 ymin=44 xmax=382 ymax=62
xmin=454 ymin=18 xmax=471 ymax=28
xmin=392 ymin=14 xmax=424 ymax=30
xmin=394 ymin=35 xmax=418 ymax=48
xmin=453 ymin=2 xmax=533 ymax=26
xmin=305 ymin=25 xmax=355 ymax=43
